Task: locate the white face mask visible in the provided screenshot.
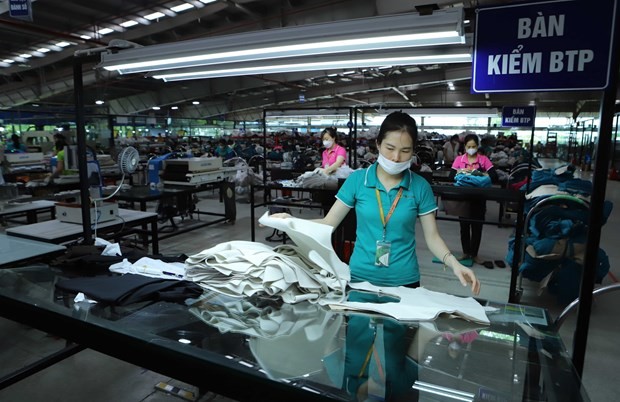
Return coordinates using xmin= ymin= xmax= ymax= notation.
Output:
xmin=377 ymin=153 xmax=411 ymax=175
xmin=323 ymin=140 xmax=334 ymax=148
xmin=466 ymin=148 xmax=477 ymax=156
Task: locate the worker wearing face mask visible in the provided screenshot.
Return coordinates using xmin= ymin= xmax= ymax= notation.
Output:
xmin=319 ymin=127 xmax=347 ymax=175
xmin=270 ymin=112 xmax=480 ymax=294
xmin=449 ymin=134 xmax=498 ymax=269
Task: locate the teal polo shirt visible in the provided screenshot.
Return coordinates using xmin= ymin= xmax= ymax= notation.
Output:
xmin=336 ymin=163 xmax=437 ymax=286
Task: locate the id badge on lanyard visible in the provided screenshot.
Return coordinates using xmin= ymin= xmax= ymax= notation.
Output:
xmin=374 ymin=188 xmax=403 ymax=267
xmin=375 ymin=240 xmax=392 ymax=267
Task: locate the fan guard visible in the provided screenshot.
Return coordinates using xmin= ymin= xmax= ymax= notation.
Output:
xmin=118 ymin=146 xmax=139 ymax=175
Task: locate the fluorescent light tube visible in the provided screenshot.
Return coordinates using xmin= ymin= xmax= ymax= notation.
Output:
xmin=100 ymin=9 xmax=465 ymax=74
xmin=152 ymin=47 xmax=471 ymax=81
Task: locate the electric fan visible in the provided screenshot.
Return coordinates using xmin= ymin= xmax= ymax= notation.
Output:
xmin=86 ymin=146 xmax=140 ymax=238
xmin=96 ymin=146 xmax=139 ymax=201
xmin=118 ymin=146 xmax=139 ymax=176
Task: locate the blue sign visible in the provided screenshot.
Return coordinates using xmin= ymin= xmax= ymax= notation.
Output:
xmin=502 ymin=106 xmax=536 ymax=127
xmin=472 ymin=0 xmax=618 ymax=93
xmin=9 ymin=0 xmax=32 ymax=21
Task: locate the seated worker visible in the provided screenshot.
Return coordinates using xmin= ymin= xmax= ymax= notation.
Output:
xmin=318 ymin=127 xmax=347 ymax=175
xmin=214 ymin=139 xmax=235 ymax=160
xmin=5 ymin=134 xmax=28 ymax=153
xmin=49 ymin=137 xmax=67 ymax=180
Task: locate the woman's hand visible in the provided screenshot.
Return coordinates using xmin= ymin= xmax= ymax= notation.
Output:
xmin=258 ymin=212 xmax=292 ymax=227
xmin=451 ymin=264 xmax=481 ymax=295
xmin=270 ymin=212 xmax=292 ymax=219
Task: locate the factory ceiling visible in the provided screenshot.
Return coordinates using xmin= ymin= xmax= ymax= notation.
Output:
xmin=0 ymin=0 xmax=616 ymax=123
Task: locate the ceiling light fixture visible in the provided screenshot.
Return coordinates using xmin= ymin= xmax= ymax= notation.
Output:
xmin=171 ymin=3 xmax=195 ymax=13
xmin=144 ymin=12 xmax=166 ymax=21
xmin=98 ymin=28 xmax=115 ymax=36
xmin=121 ymin=20 xmax=140 ymax=28
xmin=152 ymin=46 xmax=471 ymax=81
xmin=100 ymin=9 xmax=467 ymax=76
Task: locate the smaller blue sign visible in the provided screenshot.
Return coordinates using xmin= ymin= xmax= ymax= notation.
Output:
xmin=347 ymin=121 xmax=354 ymax=129
xmin=9 ymin=0 xmax=32 ymax=21
xmin=502 ymin=106 xmax=536 ymax=127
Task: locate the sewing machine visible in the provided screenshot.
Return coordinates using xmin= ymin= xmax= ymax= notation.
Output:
xmin=5 ymin=152 xmax=46 ymax=172
xmin=161 ymin=157 xmax=236 ymax=186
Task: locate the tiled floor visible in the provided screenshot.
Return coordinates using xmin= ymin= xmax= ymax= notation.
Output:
xmin=0 ymin=162 xmax=618 ymax=401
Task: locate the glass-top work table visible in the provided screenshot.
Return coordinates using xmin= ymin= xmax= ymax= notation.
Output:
xmin=0 ymin=266 xmax=588 ymax=402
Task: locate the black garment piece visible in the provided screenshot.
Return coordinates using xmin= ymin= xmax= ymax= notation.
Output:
xmin=55 ymin=274 xmax=203 ymax=306
xmin=49 ymin=245 xmax=186 ymax=273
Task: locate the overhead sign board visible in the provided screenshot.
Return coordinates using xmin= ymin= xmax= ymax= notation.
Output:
xmin=9 ymin=0 xmax=32 ymax=21
xmin=472 ymin=0 xmax=618 ymax=93
xmin=502 ymin=106 xmax=536 ymax=127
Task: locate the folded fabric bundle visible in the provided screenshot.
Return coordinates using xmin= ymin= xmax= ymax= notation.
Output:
xmin=185 ymin=213 xmax=350 ymax=303
xmin=186 ymin=241 xmax=339 ymax=302
xmin=454 ymin=174 xmax=492 ymax=187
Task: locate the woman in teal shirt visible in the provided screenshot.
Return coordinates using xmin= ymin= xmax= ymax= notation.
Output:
xmin=5 ymin=134 xmax=28 ymax=153
xmin=272 ymin=111 xmax=479 ymax=294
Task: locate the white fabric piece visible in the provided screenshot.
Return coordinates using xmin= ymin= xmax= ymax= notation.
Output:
xmin=74 ymin=292 xmax=97 ymax=304
xmin=525 ymin=184 xmax=562 ymax=199
xmin=185 ymin=217 xmax=350 ymax=303
xmin=326 ymin=282 xmax=489 ymax=324
xmin=109 ymin=257 xmax=186 ymax=280
xmin=258 ymin=212 xmax=350 ymax=285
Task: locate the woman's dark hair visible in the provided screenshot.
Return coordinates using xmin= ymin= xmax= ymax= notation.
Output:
xmin=11 ymin=134 xmax=20 ymax=148
xmin=376 ymin=111 xmax=418 ymax=147
xmin=463 ymin=134 xmax=480 ymax=146
xmin=55 ymin=137 xmax=67 ymax=152
xmin=321 ymin=127 xmax=338 ymax=141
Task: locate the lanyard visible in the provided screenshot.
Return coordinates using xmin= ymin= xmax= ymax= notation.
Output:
xmin=375 ymin=187 xmax=403 ymax=241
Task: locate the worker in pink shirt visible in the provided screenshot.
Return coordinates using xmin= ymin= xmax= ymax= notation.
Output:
xmin=319 ymin=127 xmax=347 ymax=175
xmin=449 ymin=134 xmax=498 ymax=269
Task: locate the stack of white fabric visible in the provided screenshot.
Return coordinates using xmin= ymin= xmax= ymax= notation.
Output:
xmin=185 ymin=212 xmax=350 ymax=303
